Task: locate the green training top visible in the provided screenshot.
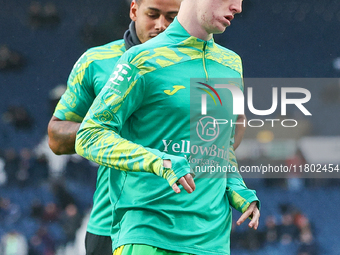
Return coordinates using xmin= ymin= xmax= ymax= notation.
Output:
xmin=53 ymin=40 xmax=125 ymax=236
xmin=53 ymin=36 xmax=245 ymax=238
xmin=76 ymin=18 xmax=259 ymax=254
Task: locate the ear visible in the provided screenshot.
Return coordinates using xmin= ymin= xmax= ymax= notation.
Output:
xmin=130 ymin=0 xmax=138 ymax=21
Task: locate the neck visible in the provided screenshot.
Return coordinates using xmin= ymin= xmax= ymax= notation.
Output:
xmin=177 ymin=1 xmax=212 ymax=41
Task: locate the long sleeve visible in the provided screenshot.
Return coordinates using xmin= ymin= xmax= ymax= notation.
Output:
xmin=53 ymin=41 xmax=126 ymax=122
xmin=226 ymin=130 xmax=260 ymax=213
xmin=75 ymin=59 xmax=190 ymax=187
xmin=53 ymin=50 xmax=97 ymax=122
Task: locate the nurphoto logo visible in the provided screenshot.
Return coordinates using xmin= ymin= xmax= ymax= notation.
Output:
xmin=199 ymin=81 xmax=312 ymax=128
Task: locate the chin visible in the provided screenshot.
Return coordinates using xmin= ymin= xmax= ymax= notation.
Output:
xmin=211 ymin=23 xmax=227 ymax=34
xmin=212 ymin=27 xmax=226 ymax=35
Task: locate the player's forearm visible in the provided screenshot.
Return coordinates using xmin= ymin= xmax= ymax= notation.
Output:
xmin=226 ymin=144 xmax=258 ymax=211
xmin=226 ymin=180 xmax=259 ymax=213
xmin=76 ymin=124 xmax=163 ymax=172
xmin=48 ymin=117 xmax=81 ymax=155
xmin=226 ymin=146 xmax=260 ymax=213
xmin=75 ymin=120 xmax=190 ymax=186
xmin=233 ymin=114 xmax=247 ymax=150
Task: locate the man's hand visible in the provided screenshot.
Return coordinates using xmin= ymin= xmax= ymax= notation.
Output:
xmin=172 ymin=174 xmax=195 ymax=194
xmin=163 ymin=159 xmax=195 ymax=194
xmin=236 ymin=201 xmax=260 ymax=230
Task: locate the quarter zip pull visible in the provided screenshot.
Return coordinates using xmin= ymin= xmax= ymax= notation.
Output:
xmin=202 ymin=42 xmax=209 ymax=82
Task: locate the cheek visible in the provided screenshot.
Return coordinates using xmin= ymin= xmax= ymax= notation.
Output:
xmin=201 ymin=13 xmax=215 ymax=28
xmin=148 ymin=19 xmax=158 ymax=29
xmin=138 ymin=19 xmax=149 ymax=31
xmin=141 ymin=17 xmax=155 ymax=31
xmin=211 ymin=12 xmax=216 ymax=20
xmin=200 ymin=10 xmax=210 ymax=25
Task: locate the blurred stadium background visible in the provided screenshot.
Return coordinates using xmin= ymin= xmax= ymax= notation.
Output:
xmin=0 ymin=0 xmax=339 ymax=254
